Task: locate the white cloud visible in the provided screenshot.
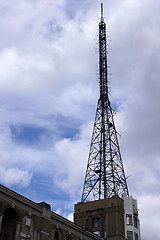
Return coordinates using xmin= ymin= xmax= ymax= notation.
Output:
xmin=65 ymin=212 xmax=73 ymax=222
xmin=0 ymin=0 xmax=159 ymax=239
xmin=139 ymin=194 xmax=160 ymax=240
xmin=0 ymin=47 xmax=54 ymax=95
xmin=55 ymin=208 xmax=61 ymax=215
xmin=53 ymin=83 xmax=97 ymax=120
xmin=0 ymin=167 xmax=32 ymax=187
xmin=53 ymin=122 xmax=93 ymax=198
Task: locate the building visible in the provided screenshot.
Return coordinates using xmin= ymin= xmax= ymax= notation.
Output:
xmin=122 ymin=195 xmax=141 ymax=240
xmin=0 ymin=184 xmax=103 ymax=240
xmin=74 ymin=195 xmax=141 ymax=240
xmin=74 ymin=196 xmax=126 ymax=240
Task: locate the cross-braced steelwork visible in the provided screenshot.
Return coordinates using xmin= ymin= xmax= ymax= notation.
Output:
xmin=81 ymin=3 xmax=129 ymax=202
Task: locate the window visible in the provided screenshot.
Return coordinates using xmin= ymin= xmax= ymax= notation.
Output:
xmin=135 ymin=232 xmax=138 ymax=240
xmin=21 ymin=216 xmax=34 ymax=239
xmin=127 ymin=231 xmax=133 ymax=240
xmin=134 ymin=216 xmax=138 ymax=228
xmin=55 ymin=230 xmax=59 ymax=240
xmin=93 ymin=218 xmax=100 ymax=228
xmin=104 ymin=217 xmax=106 ymax=227
xmin=126 ymin=214 xmax=132 ymax=225
xmin=26 ymin=218 xmax=31 ymax=227
xmin=50 ymin=230 xmax=60 ymax=240
xmin=66 ymin=234 xmax=72 ymax=240
xmin=85 ymin=219 xmax=89 ymax=230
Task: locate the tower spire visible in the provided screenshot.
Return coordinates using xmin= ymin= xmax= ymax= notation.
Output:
xmin=81 ymin=4 xmax=129 ymax=202
xmin=101 ymin=3 xmax=104 ymax=22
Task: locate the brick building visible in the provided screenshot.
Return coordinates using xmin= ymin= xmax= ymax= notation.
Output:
xmin=74 ymin=197 xmax=126 ymax=240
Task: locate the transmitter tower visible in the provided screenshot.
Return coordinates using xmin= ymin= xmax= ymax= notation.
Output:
xmin=74 ymin=4 xmax=141 ymax=240
xmin=81 ymin=3 xmax=129 ymax=203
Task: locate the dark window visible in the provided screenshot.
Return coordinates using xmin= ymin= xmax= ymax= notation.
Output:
xmin=134 ymin=216 xmax=138 ymax=228
xmin=104 ymin=217 xmax=106 ymax=227
xmin=135 ymin=232 xmax=138 ymax=240
xmin=85 ymin=219 xmax=89 ymax=230
xmin=1 ymin=208 xmax=18 ymax=240
xmin=55 ymin=230 xmax=59 ymax=240
xmin=66 ymin=234 xmax=72 ymax=240
xmin=93 ymin=218 xmax=100 ymax=228
xmin=126 ymin=214 xmax=132 ymax=225
xmin=127 ymin=231 xmax=133 ymax=240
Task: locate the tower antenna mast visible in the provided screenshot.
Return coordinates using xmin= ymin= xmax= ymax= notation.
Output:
xmin=81 ymin=3 xmax=129 ymax=202
xmin=101 ymin=2 xmax=104 ymax=22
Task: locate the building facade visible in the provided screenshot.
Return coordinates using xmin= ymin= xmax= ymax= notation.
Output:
xmin=74 ymin=195 xmax=141 ymax=240
xmin=0 ymin=184 xmax=103 ymax=240
xmin=122 ymin=195 xmax=141 ymax=240
xmin=74 ymin=197 xmax=127 ymax=240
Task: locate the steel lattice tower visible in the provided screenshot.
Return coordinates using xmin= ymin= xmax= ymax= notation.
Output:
xmin=81 ymin=3 xmax=129 ymax=202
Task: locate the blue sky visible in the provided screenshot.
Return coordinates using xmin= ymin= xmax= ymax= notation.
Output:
xmin=0 ymin=0 xmax=160 ymax=239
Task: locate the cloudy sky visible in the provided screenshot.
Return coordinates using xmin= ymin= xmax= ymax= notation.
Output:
xmin=0 ymin=0 xmax=160 ymax=239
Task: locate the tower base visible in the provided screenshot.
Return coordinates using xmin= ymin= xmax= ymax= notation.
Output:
xmin=74 ymin=196 xmax=127 ymax=240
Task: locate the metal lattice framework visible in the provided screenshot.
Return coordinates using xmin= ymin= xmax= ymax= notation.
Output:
xmin=81 ymin=4 xmax=129 ymax=202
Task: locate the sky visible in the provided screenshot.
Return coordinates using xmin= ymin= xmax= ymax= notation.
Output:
xmin=0 ymin=0 xmax=160 ymax=239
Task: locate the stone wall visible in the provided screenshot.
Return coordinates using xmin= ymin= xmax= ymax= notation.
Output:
xmin=0 ymin=184 xmax=103 ymax=240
